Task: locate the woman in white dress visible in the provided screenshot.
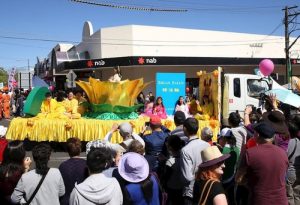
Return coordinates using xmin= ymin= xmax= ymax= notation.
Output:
xmin=175 ymin=96 xmax=190 ymax=118
xmin=109 ymin=66 xmax=122 ymax=82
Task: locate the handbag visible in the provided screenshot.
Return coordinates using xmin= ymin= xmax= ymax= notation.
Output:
xmin=24 ymin=169 xmax=49 ymax=205
xmin=151 ymin=172 xmax=168 ymax=205
xmin=198 ymin=179 xmax=215 ymax=205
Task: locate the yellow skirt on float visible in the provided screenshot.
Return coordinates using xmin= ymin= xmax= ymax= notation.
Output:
xmin=6 ymin=117 xmax=220 ymax=142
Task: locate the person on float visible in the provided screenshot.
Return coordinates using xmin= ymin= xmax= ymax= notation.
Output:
xmin=201 ymin=95 xmax=214 ymax=119
xmin=152 ymin=96 xmax=167 ymax=119
xmin=189 ymin=95 xmax=203 ymax=120
xmin=143 ymin=95 xmax=155 ymax=117
xmin=63 ymin=91 xmax=81 ymax=119
xmin=108 ymin=66 xmax=122 ymax=83
xmin=2 ymin=88 xmax=11 ymax=119
xmin=37 ymin=92 xmax=58 ymax=118
xmin=74 ymin=90 xmax=87 ymax=115
xmin=175 ymin=96 xmax=190 ymax=118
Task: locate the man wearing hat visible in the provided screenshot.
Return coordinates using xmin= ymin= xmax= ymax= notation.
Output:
xmin=236 ymin=122 xmax=288 ymax=205
xmin=141 ymin=115 xmax=170 ymax=172
xmin=263 ymin=110 xmax=290 ymax=151
xmin=180 ymin=118 xmax=210 ymax=205
xmin=104 ymin=122 xmax=145 ymax=151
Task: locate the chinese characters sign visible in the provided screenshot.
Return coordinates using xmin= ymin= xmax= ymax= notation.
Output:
xmin=156 ymin=73 xmax=186 ymax=115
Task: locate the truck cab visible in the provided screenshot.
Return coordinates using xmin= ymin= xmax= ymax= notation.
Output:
xmin=222 ymin=73 xmax=269 ymax=119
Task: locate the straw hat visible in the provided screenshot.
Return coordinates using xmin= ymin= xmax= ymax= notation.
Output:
xmin=199 ymin=146 xmax=230 ymax=168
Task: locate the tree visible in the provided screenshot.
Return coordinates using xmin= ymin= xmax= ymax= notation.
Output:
xmin=0 ymin=67 xmax=8 ymax=85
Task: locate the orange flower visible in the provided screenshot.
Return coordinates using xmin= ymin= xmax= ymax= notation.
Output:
xmin=164 ymin=120 xmax=173 ymax=129
xmin=213 ymin=70 xmax=219 ymax=78
xmin=65 ymin=121 xmax=72 ymax=130
xmin=27 ymin=119 xmax=34 ymax=126
xmin=209 ymin=120 xmax=218 ymax=129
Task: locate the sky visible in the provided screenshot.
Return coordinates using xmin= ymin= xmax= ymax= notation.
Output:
xmin=1 ymin=0 xmax=300 ymax=71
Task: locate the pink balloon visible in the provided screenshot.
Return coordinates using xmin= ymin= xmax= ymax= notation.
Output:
xmin=49 ymin=85 xmax=55 ymax=91
xmin=259 ymin=59 xmax=274 ymax=76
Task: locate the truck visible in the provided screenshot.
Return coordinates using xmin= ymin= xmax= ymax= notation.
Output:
xmin=197 ymin=67 xmax=284 ymax=121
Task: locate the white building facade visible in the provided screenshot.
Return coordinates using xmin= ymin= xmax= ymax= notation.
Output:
xmin=47 ymin=21 xmax=300 ymax=91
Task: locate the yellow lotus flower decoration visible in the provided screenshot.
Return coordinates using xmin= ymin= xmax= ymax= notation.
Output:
xmin=76 ymin=77 xmax=152 ymax=107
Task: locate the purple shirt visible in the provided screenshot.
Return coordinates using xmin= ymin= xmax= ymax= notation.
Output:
xmin=243 ymin=143 xmax=288 ymax=205
xmin=274 ymin=133 xmax=290 ymax=151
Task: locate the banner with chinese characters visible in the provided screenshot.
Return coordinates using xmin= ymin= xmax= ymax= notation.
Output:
xmin=156 ymin=73 xmax=186 ymax=115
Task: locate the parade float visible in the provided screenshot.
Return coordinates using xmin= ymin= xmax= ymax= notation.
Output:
xmin=6 ymin=73 xmax=221 ymax=142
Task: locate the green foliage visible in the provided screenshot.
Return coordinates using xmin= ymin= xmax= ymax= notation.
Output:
xmin=0 ymin=67 xmax=8 ymax=85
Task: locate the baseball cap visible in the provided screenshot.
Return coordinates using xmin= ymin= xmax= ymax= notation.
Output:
xmin=150 ymin=115 xmax=162 ymax=125
xmin=118 ymin=122 xmax=133 ymax=137
xmin=219 ymin=128 xmax=231 ymax=139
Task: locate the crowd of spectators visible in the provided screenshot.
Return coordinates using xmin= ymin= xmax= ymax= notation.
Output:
xmin=0 ymin=93 xmax=299 ymax=205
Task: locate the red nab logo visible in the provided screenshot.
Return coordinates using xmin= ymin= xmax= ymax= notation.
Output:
xmin=138 ymin=57 xmax=145 ymax=65
xmin=87 ymin=60 xmax=94 ymax=68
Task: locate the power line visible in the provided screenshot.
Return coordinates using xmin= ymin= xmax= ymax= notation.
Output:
xmin=0 ymin=35 xmax=78 ymax=44
xmin=70 ymin=0 xmax=188 ymax=12
xmin=0 ymin=33 xmax=285 ymax=45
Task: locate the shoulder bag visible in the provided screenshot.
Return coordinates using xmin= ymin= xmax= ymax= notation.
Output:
xmin=198 ymin=179 xmax=215 ymax=205
xmin=24 ymin=169 xmax=49 ymax=205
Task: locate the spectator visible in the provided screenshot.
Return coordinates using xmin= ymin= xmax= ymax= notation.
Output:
xmin=0 ymin=141 xmax=31 ymax=205
xmin=193 ymin=146 xmax=230 ymax=205
xmin=118 ymin=152 xmax=160 ymax=205
xmin=215 ymin=128 xmax=231 ymax=151
xmin=141 ymin=116 xmax=169 ymax=172
xmin=59 ymin=138 xmax=88 ymax=205
xmin=85 ymin=140 xmax=125 ymax=177
xmin=164 ymin=135 xmax=185 ymax=205
xmin=180 ymin=118 xmax=210 ymax=205
xmin=128 ymin=140 xmax=145 ymax=155
xmin=263 ymin=110 xmax=290 ymax=151
xmin=201 ymin=127 xmax=214 ymax=145
xmin=104 ymin=122 xmax=145 ymax=151
xmin=221 ymin=134 xmax=240 ymax=205
xmin=286 ymin=120 xmax=300 ymax=205
xmin=235 ymin=122 xmax=288 ymax=205
xmin=0 ymin=125 xmax=8 ymax=163
xmin=69 ymin=147 xmax=123 ymax=205
xmin=228 ymin=112 xmax=247 ymax=154
xmin=11 ymin=143 xmax=65 ymax=205
xmin=170 ymin=111 xmax=188 ymax=143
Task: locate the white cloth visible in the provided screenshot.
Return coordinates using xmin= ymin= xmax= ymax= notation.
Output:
xmin=69 ymin=173 xmax=123 ymax=205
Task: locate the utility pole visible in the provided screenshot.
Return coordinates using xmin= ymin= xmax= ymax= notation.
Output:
xmin=283 ymin=6 xmax=300 ymax=87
